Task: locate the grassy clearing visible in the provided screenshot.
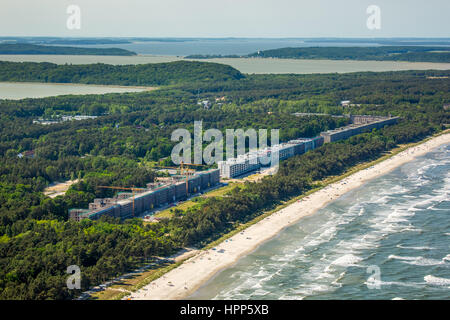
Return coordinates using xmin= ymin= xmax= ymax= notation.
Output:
xmin=154 ymin=183 xmax=237 ymax=219
xmin=154 ymin=202 xmax=196 ymax=219
xmin=89 ymin=288 xmax=127 ymax=300
xmin=201 ymin=183 xmax=237 ymax=197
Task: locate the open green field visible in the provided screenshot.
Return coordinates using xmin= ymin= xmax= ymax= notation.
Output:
xmin=154 ymin=182 xmax=238 ymax=219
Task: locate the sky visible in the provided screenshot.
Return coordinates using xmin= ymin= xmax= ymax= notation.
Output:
xmin=0 ymin=0 xmax=449 ymax=38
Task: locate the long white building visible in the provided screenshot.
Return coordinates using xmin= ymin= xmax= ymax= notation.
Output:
xmin=218 ymin=137 xmax=324 ymax=178
xmin=218 ymin=152 xmax=260 ymax=179
xmin=218 ymin=115 xmax=398 ymax=179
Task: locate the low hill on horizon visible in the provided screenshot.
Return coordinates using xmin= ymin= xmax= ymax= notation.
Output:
xmin=247 ymin=46 xmax=450 ymax=63
xmin=0 ymin=43 xmax=136 ymax=56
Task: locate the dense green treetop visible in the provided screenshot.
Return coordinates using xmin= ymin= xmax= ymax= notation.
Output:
xmin=0 ymin=60 xmax=244 ymax=86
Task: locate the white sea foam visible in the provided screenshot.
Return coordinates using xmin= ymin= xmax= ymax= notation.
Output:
xmin=352 ymin=240 xmax=378 ymax=251
xmin=388 ymin=255 xmax=443 ymax=266
xmin=412 ymin=193 xmax=449 ymax=208
xmin=365 ymin=280 xmax=422 ymax=288
xmin=292 ymin=283 xmax=333 ymax=297
xmin=251 ymin=289 xmax=270 ymax=296
xmin=330 ymin=254 xmax=362 ymax=267
xmin=399 ymin=226 xmax=423 ymax=233
xmin=389 ymin=185 xmax=409 ymax=194
xmin=294 ymin=246 xmax=305 ymax=253
xmin=372 ymin=195 xmax=392 ymax=205
xmin=405 ymin=257 xmax=442 ymax=266
xmin=388 ymin=255 xmax=416 ymax=261
xmin=303 ymin=223 xmax=341 ymax=249
xmin=345 ymin=203 xmax=366 ymax=217
xmin=337 ymin=239 xmax=379 ymax=252
xmin=331 ymin=272 xmax=346 ymax=287
xmin=397 ymin=244 xmax=434 ymax=250
xmin=383 ymin=215 xmax=409 ymax=224
xmin=279 ymin=294 xmax=304 ymax=300
xmin=424 ymin=275 xmax=450 ymax=286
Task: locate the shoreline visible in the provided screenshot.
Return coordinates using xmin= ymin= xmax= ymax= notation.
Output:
xmin=129 ymin=132 xmax=450 ymax=300
xmin=0 ymin=80 xmax=157 ymax=91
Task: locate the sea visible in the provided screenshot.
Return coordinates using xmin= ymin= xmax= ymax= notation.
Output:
xmin=190 ymin=143 xmax=450 ymax=300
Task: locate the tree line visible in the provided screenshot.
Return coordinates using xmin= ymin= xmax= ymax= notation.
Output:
xmin=0 ymin=60 xmax=244 ymax=86
xmin=246 ymin=46 xmax=450 ymax=63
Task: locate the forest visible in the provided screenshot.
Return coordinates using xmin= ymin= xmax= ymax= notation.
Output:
xmin=0 ymin=63 xmax=449 ymax=299
xmin=0 ymin=60 xmax=244 ymax=86
xmin=0 ymin=44 xmax=136 ymax=56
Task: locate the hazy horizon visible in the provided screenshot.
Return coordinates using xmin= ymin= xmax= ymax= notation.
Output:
xmin=1 ymin=0 xmax=449 ymax=38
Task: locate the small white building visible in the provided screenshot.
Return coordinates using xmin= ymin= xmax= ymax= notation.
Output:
xmin=17 ymin=150 xmax=35 ymax=159
xmin=197 ymin=100 xmax=211 ymax=109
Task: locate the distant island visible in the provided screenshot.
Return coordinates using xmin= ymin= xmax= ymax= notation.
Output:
xmin=248 ymin=46 xmax=450 ymax=63
xmin=186 ymin=46 xmax=450 ymax=63
xmin=302 ymin=38 xmax=450 ymax=46
xmin=0 ymin=44 xmax=136 ymax=56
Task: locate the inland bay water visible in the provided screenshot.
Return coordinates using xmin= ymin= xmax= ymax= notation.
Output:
xmin=190 ymin=143 xmax=450 ymax=300
xmin=0 ymin=55 xmax=449 ymax=75
xmin=0 ymin=82 xmax=149 ymax=100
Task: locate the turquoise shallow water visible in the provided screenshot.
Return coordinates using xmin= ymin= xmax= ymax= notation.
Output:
xmin=190 ymin=143 xmax=450 ymax=300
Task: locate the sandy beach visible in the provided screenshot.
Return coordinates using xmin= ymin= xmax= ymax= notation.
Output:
xmin=129 ymin=132 xmax=450 ymax=300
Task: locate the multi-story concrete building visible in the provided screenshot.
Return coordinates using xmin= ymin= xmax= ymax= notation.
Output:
xmin=69 ymin=168 xmax=220 ymax=221
xmin=320 ymin=117 xmax=399 ymax=143
xmin=218 ymin=137 xmax=325 ymax=178
xmin=218 ymin=116 xmax=397 ymax=178
xmin=218 ymin=153 xmax=260 ymax=179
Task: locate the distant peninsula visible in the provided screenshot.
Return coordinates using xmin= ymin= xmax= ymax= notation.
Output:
xmin=186 ymin=46 xmax=450 ymax=63
xmin=0 ymin=43 xmax=137 ymax=56
xmin=247 ymin=46 xmax=450 ymax=63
